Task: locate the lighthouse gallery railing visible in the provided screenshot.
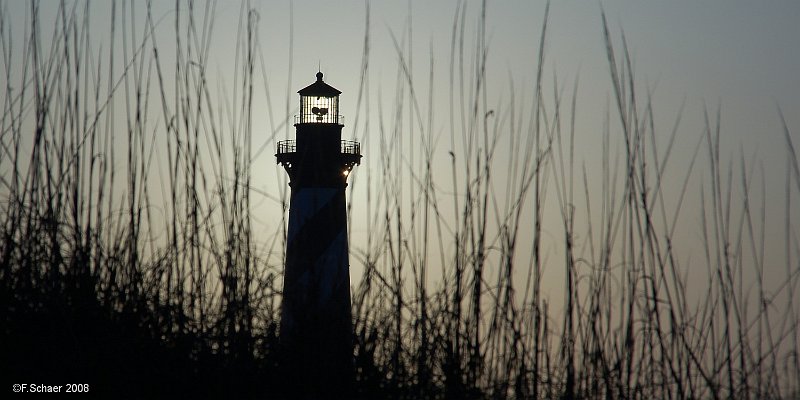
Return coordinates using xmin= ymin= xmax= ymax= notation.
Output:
xmin=276 ymin=140 xmax=361 ymax=157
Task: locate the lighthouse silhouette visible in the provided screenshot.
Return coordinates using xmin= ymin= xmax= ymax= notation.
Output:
xmin=276 ymin=71 xmax=361 ymax=397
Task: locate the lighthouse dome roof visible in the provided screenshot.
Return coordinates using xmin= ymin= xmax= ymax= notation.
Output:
xmin=298 ymin=71 xmax=341 ymax=96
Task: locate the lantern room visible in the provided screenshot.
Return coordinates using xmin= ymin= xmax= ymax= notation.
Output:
xmin=297 ymin=71 xmax=341 ymax=124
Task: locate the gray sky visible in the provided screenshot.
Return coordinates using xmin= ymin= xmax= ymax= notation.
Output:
xmin=3 ymin=0 xmax=799 ymax=308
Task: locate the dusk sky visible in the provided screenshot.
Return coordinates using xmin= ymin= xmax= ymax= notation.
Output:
xmin=238 ymin=0 xmax=800 ymax=298
xmin=4 ymin=0 xmax=799 ymax=304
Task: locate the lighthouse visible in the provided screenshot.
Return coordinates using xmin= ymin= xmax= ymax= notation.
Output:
xmin=276 ymin=71 xmax=361 ymax=396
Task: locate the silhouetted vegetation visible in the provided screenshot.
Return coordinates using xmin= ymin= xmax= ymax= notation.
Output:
xmin=2 ymin=1 xmax=799 ymax=399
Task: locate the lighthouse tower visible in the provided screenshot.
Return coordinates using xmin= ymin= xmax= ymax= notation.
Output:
xmin=276 ymin=71 xmax=361 ymax=396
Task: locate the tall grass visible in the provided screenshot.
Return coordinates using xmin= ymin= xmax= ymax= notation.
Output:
xmin=0 ymin=1 xmax=278 ymax=396
xmin=1 ymin=1 xmax=799 ymax=399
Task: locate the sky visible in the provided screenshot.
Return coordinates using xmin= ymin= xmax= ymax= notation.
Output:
xmin=2 ymin=0 xmax=800 ymax=309
xmin=242 ymin=0 xmax=800 ymax=296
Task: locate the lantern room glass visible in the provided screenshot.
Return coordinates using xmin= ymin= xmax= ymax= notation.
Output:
xmin=300 ymin=94 xmax=339 ymax=124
